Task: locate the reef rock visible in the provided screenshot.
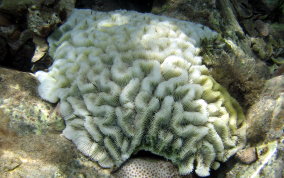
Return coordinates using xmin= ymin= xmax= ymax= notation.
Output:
xmin=0 ymin=67 xmax=64 ymax=134
xmin=247 ymin=75 xmax=284 ymax=144
xmin=0 ymin=67 xmax=107 ymax=177
xmin=225 ymin=75 xmax=284 ymax=178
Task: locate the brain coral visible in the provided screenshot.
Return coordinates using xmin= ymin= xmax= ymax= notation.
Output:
xmin=113 ymin=158 xmax=180 ymax=178
xmin=36 ymin=9 xmax=246 ymax=177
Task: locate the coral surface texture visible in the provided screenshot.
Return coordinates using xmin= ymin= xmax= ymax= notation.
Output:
xmin=36 ymin=9 xmax=246 ymax=177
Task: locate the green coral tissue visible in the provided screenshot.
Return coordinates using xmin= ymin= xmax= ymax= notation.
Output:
xmin=36 ymin=9 xmax=246 ymax=177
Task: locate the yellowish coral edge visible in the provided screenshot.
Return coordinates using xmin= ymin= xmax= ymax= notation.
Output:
xmin=199 ymin=75 xmax=245 ymax=128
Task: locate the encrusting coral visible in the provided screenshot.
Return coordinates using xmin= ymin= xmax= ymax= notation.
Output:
xmin=36 ymin=9 xmax=246 ymax=177
xmin=113 ymin=158 xmax=180 ymax=178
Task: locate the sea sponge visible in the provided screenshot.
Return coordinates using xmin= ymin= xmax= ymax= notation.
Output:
xmin=36 ymin=9 xmax=246 ymax=177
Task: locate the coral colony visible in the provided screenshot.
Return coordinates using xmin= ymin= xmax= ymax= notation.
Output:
xmin=36 ymin=9 xmax=246 ymax=177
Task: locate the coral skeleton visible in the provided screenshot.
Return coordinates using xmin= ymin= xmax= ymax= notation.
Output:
xmin=36 ymin=9 xmax=246 ymax=177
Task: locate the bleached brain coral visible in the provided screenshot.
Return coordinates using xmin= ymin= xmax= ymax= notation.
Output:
xmin=36 ymin=9 xmax=246 ymax=177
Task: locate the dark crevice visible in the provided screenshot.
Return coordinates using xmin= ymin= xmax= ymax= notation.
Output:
xmin=76 ymin=0 xmax=154 ymax=13
xmin=133 ymin=150 xmax=164 ymax=159
xmin=0 ymin=39 xmax=34 ymax=72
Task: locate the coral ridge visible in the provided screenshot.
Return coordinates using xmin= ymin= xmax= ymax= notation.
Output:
xmin=36 ymin=9 xmax=246 ymax=177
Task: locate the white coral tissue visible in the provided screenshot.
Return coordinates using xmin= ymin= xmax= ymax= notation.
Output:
xmin=36 ymin=9 xmax=246 ymax=177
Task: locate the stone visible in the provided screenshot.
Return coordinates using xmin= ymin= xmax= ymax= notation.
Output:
xmin=0 ymin=67 xmax=110 ymax=177
xmin=225 ymin=75 xmax=284 ymax=177
xmin=235 ymin=147 xmax=257 ymax=164
xmin=0 ymin=67 xmax=65 ymax=134
xmin=247 ymin=75 xmax=284 ymax=143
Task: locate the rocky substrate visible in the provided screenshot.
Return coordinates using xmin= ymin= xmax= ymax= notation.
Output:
xmin=0 ymin=0 xmax=283 ymax=177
